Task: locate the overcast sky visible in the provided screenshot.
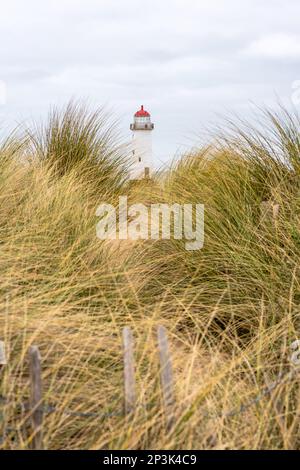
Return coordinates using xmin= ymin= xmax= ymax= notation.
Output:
xmin=0 ymin=0 xmax=299 ymax=167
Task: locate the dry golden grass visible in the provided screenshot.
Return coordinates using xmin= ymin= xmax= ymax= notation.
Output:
xmin=0 ymin=104 xmax=300 ymax=449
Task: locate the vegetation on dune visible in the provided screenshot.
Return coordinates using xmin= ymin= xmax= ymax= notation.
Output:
xmin=0 ymin=103 xmax=300 ymax=449
xmin=132 ymin=110 xmax=300 ymax=335
xmin=29 ymin=101 xmax=128 ymax=193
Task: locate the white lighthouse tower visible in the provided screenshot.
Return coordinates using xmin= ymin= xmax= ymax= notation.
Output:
xmin=130 ymin=105 xmax=154 ymax=180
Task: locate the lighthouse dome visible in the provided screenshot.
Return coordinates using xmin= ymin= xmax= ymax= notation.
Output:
xmin=134 ymin=105 xmax=150 ymax=118
xmin=130 ymin=105 xmax=154 ymax=131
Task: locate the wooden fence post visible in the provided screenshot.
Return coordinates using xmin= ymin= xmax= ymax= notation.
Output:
xmin=157 ymin=325 xmax=175 ymax=431
xmin=28 ymin=346 xmax=44 ymax=450
xmin=122 ymin=327 xmax=136 ymax=415
xmin=260 ymin=201 xmax=280 ymax=224
xmin=0 ymin=341 xmax=6 ymax=370
xmin=0 ymin=341 xmax=7 ymax=447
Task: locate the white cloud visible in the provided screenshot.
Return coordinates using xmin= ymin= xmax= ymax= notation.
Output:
xmin=0 ymin=0 xmax=300 ymax=163
xmin=244 ymin=33 xmax=300 ymax=60
xmin=0 ymin=81 xmax=7 ymax=105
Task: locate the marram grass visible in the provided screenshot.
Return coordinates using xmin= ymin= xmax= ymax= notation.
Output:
xmin=0 ymin=104 xmax=300 ymax=449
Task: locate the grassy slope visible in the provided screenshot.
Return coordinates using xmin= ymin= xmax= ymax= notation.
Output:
xmin=0 ymin=105 xmax=300 ymax=449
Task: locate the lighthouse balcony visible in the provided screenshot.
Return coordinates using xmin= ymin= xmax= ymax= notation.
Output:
xmin=130 ymin=123 xmax=154 ymax=131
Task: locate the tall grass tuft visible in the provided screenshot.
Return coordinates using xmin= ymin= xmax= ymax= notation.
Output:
xmin=28 ymin=101 xmax=129 ymax=193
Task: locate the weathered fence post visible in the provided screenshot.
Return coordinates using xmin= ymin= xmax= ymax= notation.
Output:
xmin=157 ymin=325 xmax=175 ymax=431
xmin=122 ymin=327 xmax=136 ymax=415
xmin=28 ymin=346 xmax=44 ymax=450
xmin=0 ymin=341 xmax=7 ymax=447
xmin=260 ymin=201 xmax=280 ymax=224
xmin=0 ymin=341 xmax=6 ymax=370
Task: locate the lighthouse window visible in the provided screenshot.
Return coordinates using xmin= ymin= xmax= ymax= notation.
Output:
xmin=138 ymin=157 xmax=142 ymax=162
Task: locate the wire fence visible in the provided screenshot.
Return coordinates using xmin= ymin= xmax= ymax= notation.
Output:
xmin=1 ymin=329 xmax=300 ymax=448
xmin=11 ymin=366 xmax=300 ymax=418
xmin=207 ymin=367 xmax=298 ymax=420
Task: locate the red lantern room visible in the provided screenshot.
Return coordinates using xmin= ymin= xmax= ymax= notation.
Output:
xmin=134 ymin=105 xmax=150 ymax=117
xmin=130 ymin=105 xmax=154 ymax=131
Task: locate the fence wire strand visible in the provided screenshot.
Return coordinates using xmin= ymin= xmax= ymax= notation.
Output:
xmin=1 ymin=366 xmax=299 ymax=429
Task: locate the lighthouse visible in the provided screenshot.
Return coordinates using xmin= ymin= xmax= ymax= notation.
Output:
xmin=130 ymin=105 xmax=154 ymax=180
